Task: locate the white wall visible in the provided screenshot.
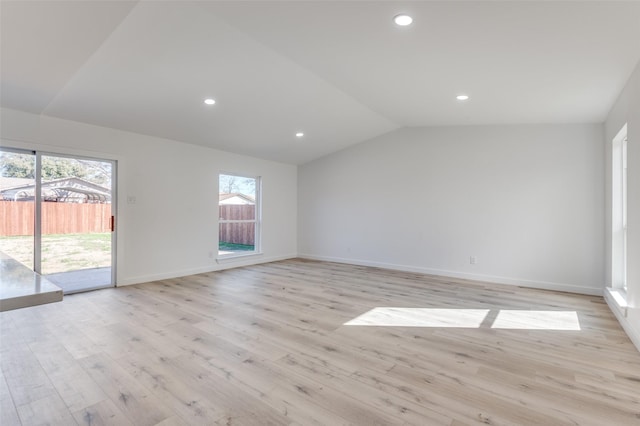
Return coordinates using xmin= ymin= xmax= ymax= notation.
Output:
xmin=299 ymin=124 xmax=604 ymax=295
xmin=1 ymin=108 xmax=298 ymax=285
xmin=604 ymin=60 xmax=640 ymax=351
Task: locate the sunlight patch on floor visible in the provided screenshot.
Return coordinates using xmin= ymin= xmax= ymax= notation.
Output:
xmin=343 ymin=308 xmax=490 ymax=328
xmin=491 ymin=310 xmax=581 ymax=330
xmin=344 ymin=308 xmax=581 ymax=330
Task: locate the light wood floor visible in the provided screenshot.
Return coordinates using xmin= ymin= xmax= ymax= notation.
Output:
xmin=1 ymin=259 xmax=639 ymax=425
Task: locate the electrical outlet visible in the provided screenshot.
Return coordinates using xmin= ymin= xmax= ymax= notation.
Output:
xmin=470 ymin=256 xmax=477 ymax=265
xmin=127 ymin=195 xmax=136 ymax=204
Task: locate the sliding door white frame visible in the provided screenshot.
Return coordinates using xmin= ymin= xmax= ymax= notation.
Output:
xmin=1 ymin=147 xmax=117 ymax=287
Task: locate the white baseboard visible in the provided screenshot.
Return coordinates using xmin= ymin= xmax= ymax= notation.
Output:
xmin=117 ymin=253 xmax=297 ymax=286
xmin=119 ymin=253 xmax=604 ymax=296
xmin=604 ymin=288 xmax=640 ymax=353
xmin=298 ymin=253 xmax=603 ymax=296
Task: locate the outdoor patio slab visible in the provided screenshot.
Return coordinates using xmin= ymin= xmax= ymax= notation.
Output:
xmin=46 ymin=267 xmax=112 ymax=294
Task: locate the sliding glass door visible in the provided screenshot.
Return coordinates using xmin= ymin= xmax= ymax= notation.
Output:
xmin=0 ymin=148 xmax=116 ymax=293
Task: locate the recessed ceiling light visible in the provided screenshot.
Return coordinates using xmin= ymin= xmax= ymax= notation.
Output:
xmin=456 ymin=94 xmax=469 ymax=101
xmin=204 ymin=98 xmax=216 ymax=105
xmin=394 ymin=14 xmax=413 ymax=26
xmin=296 ymin=132 xmax=304 ymax=138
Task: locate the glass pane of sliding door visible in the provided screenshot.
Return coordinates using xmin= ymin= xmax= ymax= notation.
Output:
xmin=40 ymin=154 xmax=114 ymax=293
xmin=0 ymin=150 xmax=35 ymax=270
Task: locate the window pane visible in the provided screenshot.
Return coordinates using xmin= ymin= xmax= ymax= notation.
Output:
xmin=219 ymin=174 xmax=258 ymax=255
xmin=622 ymin=138 xmax=627 ymax=227
xmin=612 ymin=127 xmax=628 ymax=291
xmin=622 ymin=137 xmax=627 ymax=290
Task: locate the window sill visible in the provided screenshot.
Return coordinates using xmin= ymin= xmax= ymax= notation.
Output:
xmin=605 ymin=287 xmax=628 ymax=317
xmin=216 ymin=252 xmax=263 ymax=264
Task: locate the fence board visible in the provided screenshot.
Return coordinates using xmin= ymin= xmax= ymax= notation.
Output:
xmin=219 ymin=205 xmax=255 ymax=221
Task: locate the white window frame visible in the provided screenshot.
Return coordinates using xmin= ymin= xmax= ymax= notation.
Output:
xmin=217 ymin=173 xmax=261 ymax=259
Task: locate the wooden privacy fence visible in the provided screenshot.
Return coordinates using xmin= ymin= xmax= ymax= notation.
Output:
xmin=0 ymin=201 xmax=111 ymax=236
xmin=2 ymin=201 xmax=254 ymax=244
xmin=219 ymin=204 xmax=255 ymax=246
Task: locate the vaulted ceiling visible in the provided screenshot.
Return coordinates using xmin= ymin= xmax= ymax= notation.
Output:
xmin=2 ymin=1 xmax=639 ymax=164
